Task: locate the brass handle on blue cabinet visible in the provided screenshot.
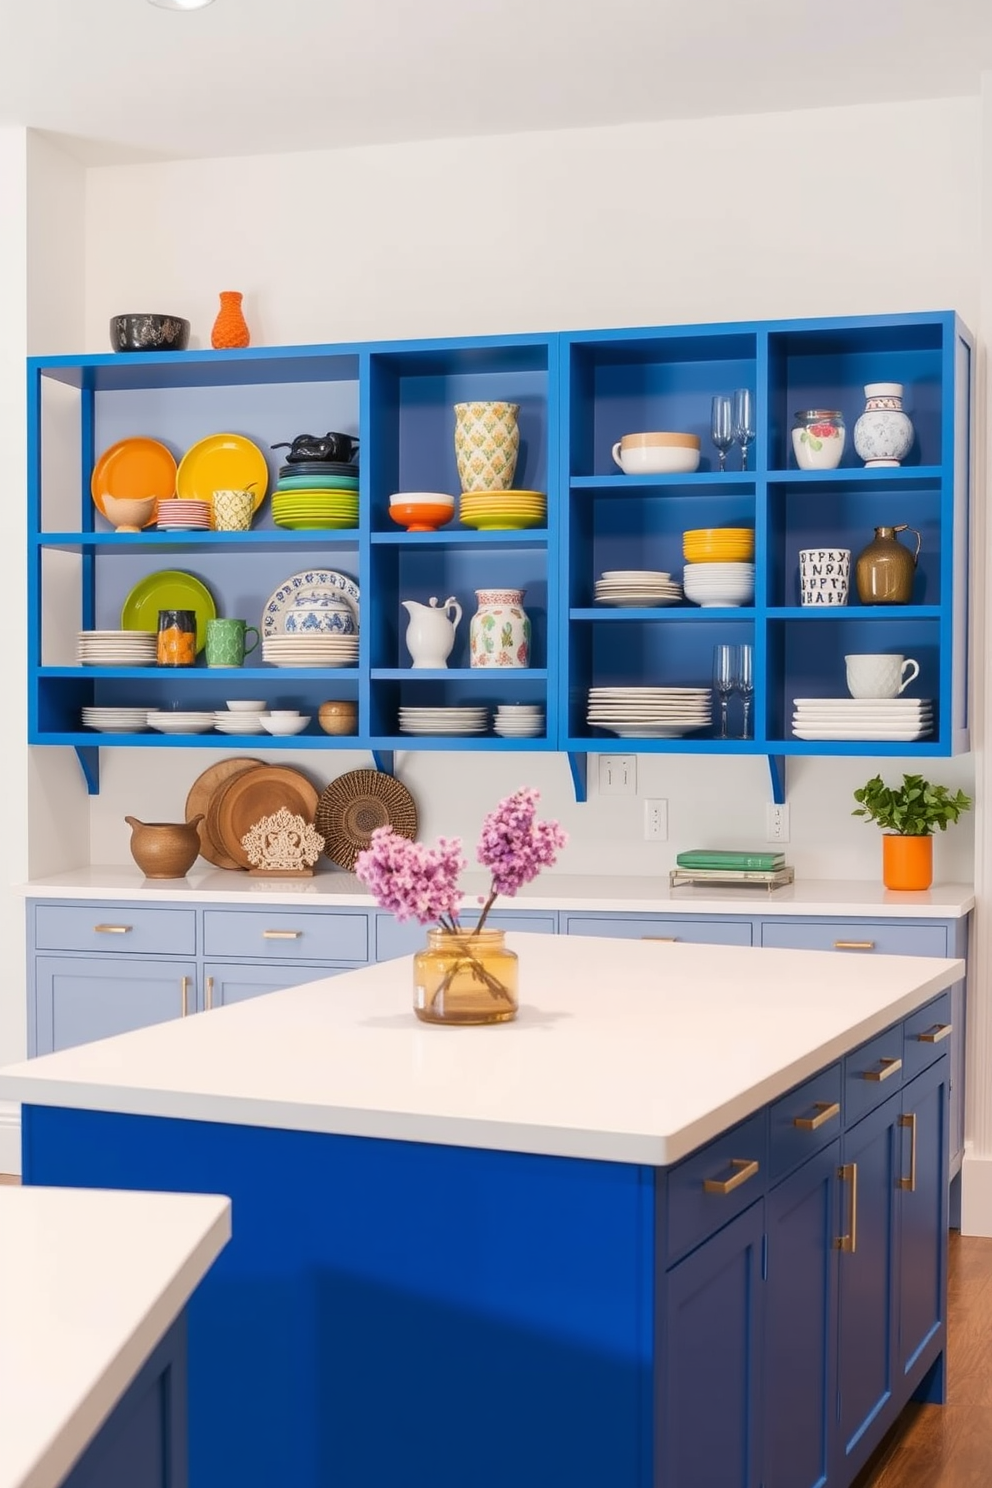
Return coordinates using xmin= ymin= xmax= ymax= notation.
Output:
xmin=918 ymin=1023 xmax=952 ymax=1044
xmin=205 ymin=976 xmax=214 ymax=1012
xmin=703 ymin=1158 xmax=759 ymax=1195
xmin=864 ymin=1057 xmax=902 ymax=1082
xmin=794 ymin=1101 xmax=840 ymax=1131
xmin=834 ymin=941 xmax=875 ymax=951
xmin=95 ymin=924 xmax=131 ymax=934
xmin=642 ymin=936 xmax=678 ymax=942
xmin=181 ymin=976 xmax=190 ymax=1018
xmin=835 ymin=1163 xmax=858 ymax=1252
xmin=263 ymin=929 xmax=302 ymax=940
xmin=899 ymin=1113 xmax=918 ymax=1192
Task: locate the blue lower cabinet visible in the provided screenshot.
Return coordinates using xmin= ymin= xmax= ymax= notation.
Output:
xmin=660 ymin=1200 xmax=764 ymax=1488
xmin=34 ymin=956 xmax=198 ymax=1055
xmin=763 ymin=1142 xmax=839 ymax=1488
xmin=898 ymin=1058 xmax=948 ymax=1380
xmin=562 ymin=913 xmax=751 ymax=946
xmin=203 ymin=962 xmax=350 ymax=1008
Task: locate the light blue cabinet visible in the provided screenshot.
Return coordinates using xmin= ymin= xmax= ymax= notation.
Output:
xmin=34 ymin=954 xmax=196 ymax=1054
xmin=203 ymin=962 xmax=351 ymax=1009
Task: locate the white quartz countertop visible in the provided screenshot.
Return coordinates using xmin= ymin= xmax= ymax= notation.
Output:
xmin=0 ymin=935 xmax=963 ymax=1167
xmin=16 ymin=867 xmax=976 ymax=918
xmin=0 ymin=1186 xmax=230 ymax=1488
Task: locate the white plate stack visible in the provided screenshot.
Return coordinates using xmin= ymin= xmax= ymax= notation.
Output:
xmin=81 ymin=707 xmax=150 ymax=733
xmin=261 ymin=635 xmax=359 ymax=669
xmin=77 ymin=630 xmax=157 ymax=667
xmin=156 ymin=499 xmax=212 ymax=531
xmin=493 ymin=705 xmax=544 ymax=738
xmin=398 ymin=706 xmax=489 ymax=735
xmin=146 ymin=711 xmax=217 ymax=734
xmin=792 ymin=698 xmax=934 ymax=742
xmin=587 ymin=686 xmax=713 ymax=738
xmin=213 ymin=709 xmax=268 ymax=735
xmin=593 ymin=571 xmax=683 ymax=607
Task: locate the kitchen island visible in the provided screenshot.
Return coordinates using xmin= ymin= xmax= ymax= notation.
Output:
xmin=0 ymin=934 xmax=963 ymax=1488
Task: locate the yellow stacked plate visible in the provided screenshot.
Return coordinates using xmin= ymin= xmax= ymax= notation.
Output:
xmin=459 ymin=490 xmax=547 ymax=531
xmin=683 ymin=526 xmax=755 ymax=562
xmin=271 ymin=489 xmax=359 ymax=530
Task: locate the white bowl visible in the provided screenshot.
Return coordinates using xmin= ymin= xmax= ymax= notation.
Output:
xmin=267 ymin=710 xmax=300 ymax=719
xmin=225 ymin=699 xmax=266 ymax=712
xmin=389 ymin=491 xmax=456 ymax=508
xmin=613 ymin=447 xmax=701 ymax=476
xmin=260 ymin=714 xmax=311 ymax=735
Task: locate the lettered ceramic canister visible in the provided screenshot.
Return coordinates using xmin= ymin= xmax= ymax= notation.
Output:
xmin=469 ymin=588 xmax=531 ymax=668
xmin=402 ymin=596 xmax=462 ymax=669
xmin=798 ymin=549 xmax=850 ymax=606
xmin=205 ymin=618 xmax=260 ymax=668
xmin=453 ymin=401 xmax=520 ymax=493
xmin=213 ymin=488 xmax=255 ymax=531
xmin=853 ymin=382 xmax=915 ymax=467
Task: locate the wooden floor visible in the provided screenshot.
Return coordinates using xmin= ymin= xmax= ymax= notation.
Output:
xmin=0 ymin=1171 xmax=988 ymax=1482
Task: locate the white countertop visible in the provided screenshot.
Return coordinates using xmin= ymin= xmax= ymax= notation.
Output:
xmin=0 ymin=1186 xmax=230 ymax=1488
xmin=16 ymin=867 xmax=976 ymax=918
xmin=0 ymin=935 xmax=963 ymax=1167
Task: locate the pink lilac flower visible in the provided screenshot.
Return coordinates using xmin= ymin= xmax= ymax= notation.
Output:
xmin=354 ymin=827 xmax=466 ymax=925
xmin=476 ymin=787 xmax=567 ymax=898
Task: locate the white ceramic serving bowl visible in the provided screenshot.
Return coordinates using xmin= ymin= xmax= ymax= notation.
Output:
xmin=260 ymin=714 xmax=311 ymax=735
xmin=612 ymin=445 xmax=701 ymax=476
xmin=683 ymin=581 xmax=754 ymax=607
xmin=225 ymin=699 xmax=266 ymax=712
xmin=389 ymin=491 xmax=456 ymax=509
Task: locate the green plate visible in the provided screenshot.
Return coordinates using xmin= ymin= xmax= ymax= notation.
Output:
xmin=273 ymin=516 xmax=359 ymax=530
xmin=120 ymin=569 xmax=217 ymax=654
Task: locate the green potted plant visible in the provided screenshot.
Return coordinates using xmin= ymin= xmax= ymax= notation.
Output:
xmin=852 ymin=773 xmax=972 ymax=890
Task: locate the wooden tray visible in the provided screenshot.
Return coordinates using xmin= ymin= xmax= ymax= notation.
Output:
xmin=185 ymin=757 xmax=266 ymax=870
xmin=213 ymin=765 xmax=320 ymax=871
xmin=314 ymin=769 xmax=418 ymax=871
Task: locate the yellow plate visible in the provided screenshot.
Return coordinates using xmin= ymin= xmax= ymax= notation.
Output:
xmin=460 ymin=489 xmax=546 ymax=500
xmin=176 ymin=433 xmax=269 ymax=511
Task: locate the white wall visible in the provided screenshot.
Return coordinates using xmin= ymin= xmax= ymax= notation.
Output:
xmin=71 ymin=95 xmax=980 ymax=885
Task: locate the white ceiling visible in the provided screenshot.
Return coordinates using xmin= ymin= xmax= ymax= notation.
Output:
xmin=2 ymin=0 xmax=991 ymax=165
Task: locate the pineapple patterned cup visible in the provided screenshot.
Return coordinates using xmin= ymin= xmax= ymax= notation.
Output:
xmin=454 ymin=401 xmax=520 ymax=493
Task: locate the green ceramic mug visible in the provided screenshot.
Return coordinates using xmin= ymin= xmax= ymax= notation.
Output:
xmin=205 ymin=618 xmax=260 ymax=668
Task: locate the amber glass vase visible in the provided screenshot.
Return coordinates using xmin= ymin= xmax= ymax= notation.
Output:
xmin=413 ymin=928 xmax=518 ymax=1025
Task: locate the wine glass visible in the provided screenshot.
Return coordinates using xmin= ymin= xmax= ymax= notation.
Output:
xmin=713 ymin=644 xmax=736 ymax=740
xmin=734 ymin=643 xmax=754 ymax=740
xmin=711 ymin=394 xmax=733 ymax=473
xmin=733 ymin=389 xmax=756 ymax=471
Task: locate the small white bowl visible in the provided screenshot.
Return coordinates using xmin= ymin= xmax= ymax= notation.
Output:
xmin=389 ymin=491 xmax=456 ymax=508
xmin=260 ymin=714 xmax=311 ymax=735
xmin=266 ymin=710 xmax=300 ymax=719
xmin=225 ymin=700 xmax=266 ymax=712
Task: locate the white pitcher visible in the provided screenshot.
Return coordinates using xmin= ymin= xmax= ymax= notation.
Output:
xmin=402 ymin=596 xmax=462 ymax=669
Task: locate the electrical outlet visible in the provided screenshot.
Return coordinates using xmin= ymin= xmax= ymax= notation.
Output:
xmin=766 ymin=803 xmax=791 ymax=843
xmin=598 ymin=755 xmax=637 ymax=796
xmin=643 ymin=799 xmax=668 ymax=841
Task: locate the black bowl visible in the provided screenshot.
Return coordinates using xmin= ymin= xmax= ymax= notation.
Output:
xmin=110 ymin=314 xmax=191 ymax=353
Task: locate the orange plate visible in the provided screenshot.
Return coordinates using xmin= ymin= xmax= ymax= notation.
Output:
xmin=91 ymin=438 xmax=178 ymax=522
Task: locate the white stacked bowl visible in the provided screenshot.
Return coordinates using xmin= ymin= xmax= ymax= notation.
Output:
xmin=682 ymin=562 xmax=755 ymax=608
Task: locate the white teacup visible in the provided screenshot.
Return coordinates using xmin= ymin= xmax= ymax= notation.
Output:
xmin=799 ymin=548 xmax=850 ymax=606
xmin=845 ymin=653 xmax=920 ymax=699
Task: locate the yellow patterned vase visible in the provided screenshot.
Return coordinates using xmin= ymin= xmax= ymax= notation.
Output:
xmin=453 ymin=401 xmax=520 ymax=493
xmin=413 ymin=928 xmax=519 ymax=1025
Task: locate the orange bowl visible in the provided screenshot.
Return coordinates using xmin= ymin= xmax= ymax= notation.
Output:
xmin=389 ymin=502 xmax=455 ymax=533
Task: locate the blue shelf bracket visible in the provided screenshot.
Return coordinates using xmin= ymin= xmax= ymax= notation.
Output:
xmin=74 ymin=746 xmax=100 ymax=796
xmin=370 ymin=750 xmax=395 ymax=777
xmin=767 ymin=755 xmax=787 ymax=806
xmin=567 ymin=753 xmax=588 ymax=804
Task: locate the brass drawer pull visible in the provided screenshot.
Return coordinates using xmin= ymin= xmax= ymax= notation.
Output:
xmin=263 ymin=929 xmax=302 ymax=940
xmin=703 ymin=1158 xmax=759 ymax=1195
xmin=205 ymin=976 xmax=214 ymax=1012
xmin=834 ymin=940 xmax=875 ymax=951
xmin=864 ymin=1057 xmax=902 ymax=1082
xmin=835 ymin=1162 xmax=858 ymax=1252
xmin=94 ymin=924 xmax=131 ymax=934
xmin=899 ymin=1112 xmax=918 ymax=1192
xmin=794 ymin=1100 xmax=841 ymax=1131
xmin=181 ymin=975 xmax=191 ymax=1018
xmin=642 ymin=936 xmax=678 ymax=942
xmin=918 ymin=1023 xmax=952 ymax=1044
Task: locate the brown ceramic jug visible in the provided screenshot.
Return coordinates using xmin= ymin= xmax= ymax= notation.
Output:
xmin=125 ymin=815 xmax=205 ymax=878
xmin=854 ymin=524 xmax=921 ymax=604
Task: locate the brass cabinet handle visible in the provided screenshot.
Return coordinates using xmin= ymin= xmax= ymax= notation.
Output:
xmin=899 ymin=1112 xmax=918 ymax=1192
xmin=834 ymin=941 xmax=875 ymax=951
xmin=918 ymin=1023 xmax=953 ymax=1044
xmin=94 ymin=924 xmax=131 ymax=934
xmin=703 ymin=1158 xmax=759 ymax=1195
xmin=836 ymin=1162 xmax=858 ymax=1251
xmin=205 ymin=976 xmax=214 ymax=1012
xmin=794 ymin=1100 xmax=841 ymax=1131
xmin=641 ymin=936 xmax=678 ymax=942
xmin=181 ymin=975 xmax=191 ymax=1018
xmin=263 ymin=929 xmax=302 ymax=940
xmin=864 ymin=1057 xmax=902 ymax=1082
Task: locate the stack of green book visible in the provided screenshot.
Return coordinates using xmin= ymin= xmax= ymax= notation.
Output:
xmin=676 ymin=849 xmax=787 ymax=872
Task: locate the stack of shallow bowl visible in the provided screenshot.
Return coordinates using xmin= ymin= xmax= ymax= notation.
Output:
xmin=81 ymin=706 xmax=151 ymax=733
xmin=458 ymin=490 xmax=546 ymax=530
xmin=261 ymin=634 xmax=358 ymax=668
xmin=271 ymin=463 xmax=359 ymax=531
xmin=146 ymin=710 xmax=216 ymax=734
xmin=593 ymin=570 xmax=683 ymax=607
xmin=682 ymin=527 xmax=755 ymax=607
xmin=493 ymin=705 xmax=544 ymax=738
xmin=77 ymin=630 xmax=157 ymax=667
xmin=156 ymin=499 xmax=211 ymax=532
xmin=213 ymin=704 xmax=268 ymax=735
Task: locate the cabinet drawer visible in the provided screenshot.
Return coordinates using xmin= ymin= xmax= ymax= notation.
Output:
xmin=34 ymin=904 xmax=197 ymax=957
xmin=844 ymin=1026 xmax=906 ymax=1126
xmin=375 ymin=912 xmax=556 ymax=962
xmin=768 ymin=1063 xmax=843 ymax=1182
xmin=666 ymin=1108 xmax=768 ymax=1263
xmin=903 ymin=991 xmax=954 ymax=1083
xmin=562 ymin=915 xmax=752 ymax=946
xmin=760 ymin=920 xmax=947 ymax=958
xmin=202 ymin=909 xmax=368 ymax=963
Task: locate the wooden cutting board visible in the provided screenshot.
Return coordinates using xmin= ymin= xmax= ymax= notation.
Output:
xmin=185 ymin=757 xmax=266 ymax=871
xmin=212 ymin=765 xmax=320 ymax=871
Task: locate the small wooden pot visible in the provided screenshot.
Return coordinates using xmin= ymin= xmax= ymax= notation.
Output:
xmin=882 ymin=834 xmax=933 ymax=891
xmin=126 ymin=815 xmax=205 ymax=879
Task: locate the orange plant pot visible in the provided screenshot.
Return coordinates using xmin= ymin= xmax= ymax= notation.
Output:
xmin=882 ymin=834 xmax=933 ymax=891
xmin=211 ymin=290 xmax=250 ymax=350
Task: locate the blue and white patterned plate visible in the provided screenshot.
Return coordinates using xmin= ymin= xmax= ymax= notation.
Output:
xmin=261 ymin=569 xmax=360 ymax=638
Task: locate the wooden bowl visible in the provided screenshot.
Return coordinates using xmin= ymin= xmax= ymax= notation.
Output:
xmin=319 ymin=701 xmax=358 ymax=736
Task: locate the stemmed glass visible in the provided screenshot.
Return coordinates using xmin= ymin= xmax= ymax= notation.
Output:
xmin=733 ymin=388 xmax=756 ymax=471
xmin=711 ymin=394 xmax=733 ymax=473
xmin=713 ymin=644 xmax=736 ymax=740
xmin=734 ymin=643 xmax=754 ymax=740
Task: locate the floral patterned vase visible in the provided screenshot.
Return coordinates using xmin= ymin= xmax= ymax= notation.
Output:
xmin=211 ymin=290 xmax=251 ymax=350
xmin=469 ymin=588 xmax=530 ymax=668
xmin=453 ymin=401 xmax=520 ymax=492
xmin=853 ymin=382 xmax=915 ymax=467
xmin=413 ymin=928 xmax=519 ymax=1024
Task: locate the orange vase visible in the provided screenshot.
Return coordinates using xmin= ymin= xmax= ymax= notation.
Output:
xmin=882 ymin=834 xmax=933 ymax=891
xmin=211 ymin=290 xmax=250 ymax=349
